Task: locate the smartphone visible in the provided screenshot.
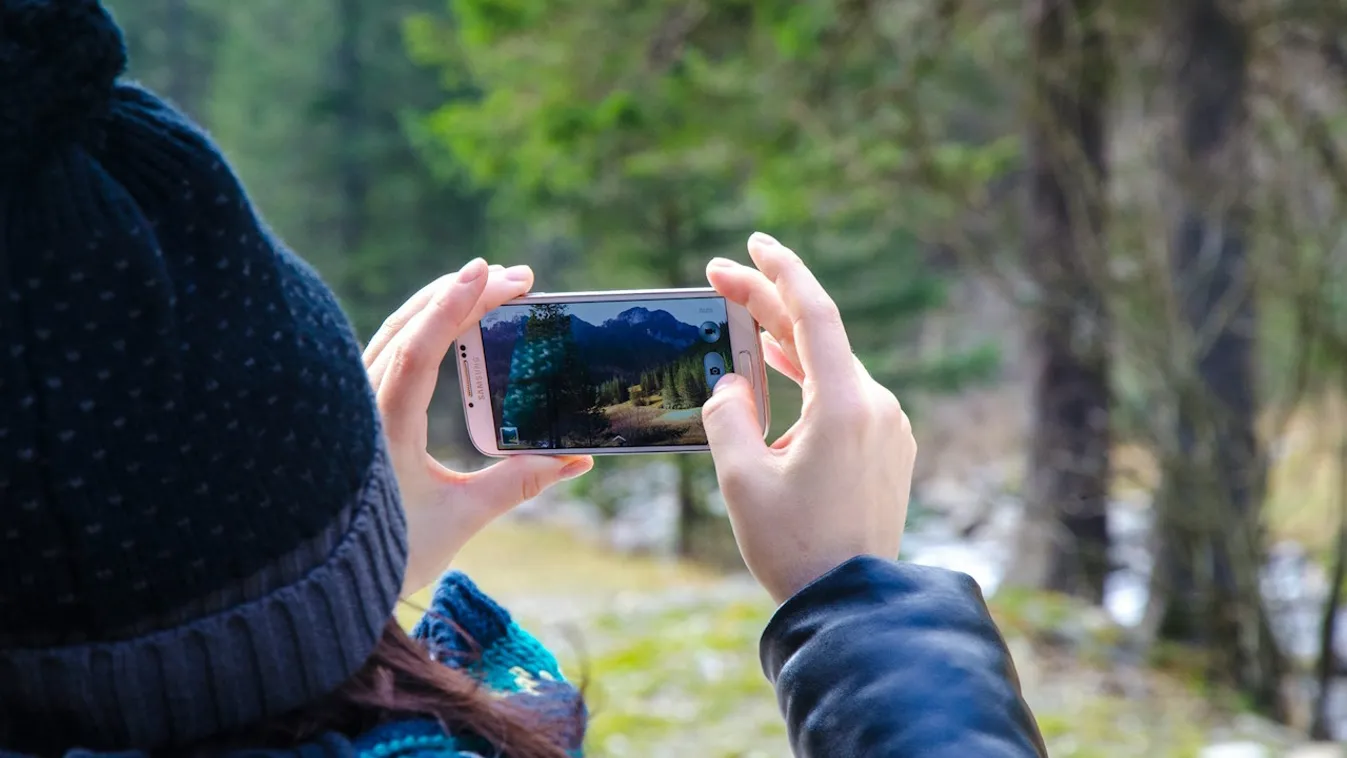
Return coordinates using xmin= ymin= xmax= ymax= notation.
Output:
xmin=456 ymin=287 xmax=769 ymax=455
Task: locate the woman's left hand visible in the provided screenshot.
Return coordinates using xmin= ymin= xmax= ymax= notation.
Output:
xmin=363 ymin=258 xmax=594 ymax=596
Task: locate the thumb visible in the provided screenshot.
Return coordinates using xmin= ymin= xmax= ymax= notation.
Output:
xmin=462 ymin=454 xmax=594 ymax=517
xmin=702 ymin=373 xmax=768 ymax=472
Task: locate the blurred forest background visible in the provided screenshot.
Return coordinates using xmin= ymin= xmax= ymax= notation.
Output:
xmin=106 ymin=0 xmax=1347 ymax=755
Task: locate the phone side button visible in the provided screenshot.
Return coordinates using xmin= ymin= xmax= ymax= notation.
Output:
xmin=737 ymin=351 xmax=754 ymax=385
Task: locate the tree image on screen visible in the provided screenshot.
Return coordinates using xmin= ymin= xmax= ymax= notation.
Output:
xmin=500 ymin=304 xmax=606 ymax=448
xmin=486 ymin=301 xmax=733 ymax=449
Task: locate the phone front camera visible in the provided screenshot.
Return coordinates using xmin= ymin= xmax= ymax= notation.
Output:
xmin=468 ymin=402 xmax=475 ymax=408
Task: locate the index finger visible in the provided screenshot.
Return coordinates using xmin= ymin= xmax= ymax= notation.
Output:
xmin=364 ymin=265 xmax=506 ymax=367
xmin=745 ymin=233 xmax=858 ymax=389
xmin=366 ymin=265 xmax=525 ymax=391
xmin=363 ymin=272 xmax=454 ymax=367
xmin=376 ymin=263 xmax=534 ymax=443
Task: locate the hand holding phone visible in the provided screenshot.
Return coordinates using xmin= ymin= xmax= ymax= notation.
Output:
xmin=701 ymin=233 xmax=916 ymax=604
xmin=362 ymin=259 xmax=594 ymax=596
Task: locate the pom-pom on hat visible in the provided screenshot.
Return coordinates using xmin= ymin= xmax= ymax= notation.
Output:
xmin=0 ymin=0 xmax=127 ymax=172
xmin=0 ymin=1 xmax=407 ymax=752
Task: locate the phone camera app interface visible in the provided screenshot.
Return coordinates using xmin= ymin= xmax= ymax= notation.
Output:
xmin=478 ymin=297 xmax=734 ymax=449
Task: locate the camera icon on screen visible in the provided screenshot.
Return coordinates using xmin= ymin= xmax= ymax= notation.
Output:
xmin=703 ymin=352 xmax=727 ymax=390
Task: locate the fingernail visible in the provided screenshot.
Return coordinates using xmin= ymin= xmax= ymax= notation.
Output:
xmin=459 ymin=257 xmax=487 ymax=282
xmin=560 ymin=459 xmax=592 ymax=479
xmin=708 ymin=257 xmax=737 ymax=268
xmin=749 ymin=231 xmax=779 ymax=247
xmin=711 ymin=373 xmax=741 ymax=395
xmin=504 ymin=264 xmax=532 ymax=282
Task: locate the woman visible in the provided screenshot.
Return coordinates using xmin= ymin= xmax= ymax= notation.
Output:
xmin=0 ymin=1 xmax=1046 ymax=756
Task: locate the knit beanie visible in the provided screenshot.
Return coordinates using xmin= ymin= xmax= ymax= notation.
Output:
xmin=0 ymin=1 xmax=407 ymax=752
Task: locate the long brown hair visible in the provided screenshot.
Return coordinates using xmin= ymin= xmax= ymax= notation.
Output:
xmin=189 ymin=620 xmax=580 ymax=758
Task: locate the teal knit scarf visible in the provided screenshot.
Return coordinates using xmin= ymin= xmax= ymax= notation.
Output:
xmin=1 ymin=572 xmax=586 ymax=758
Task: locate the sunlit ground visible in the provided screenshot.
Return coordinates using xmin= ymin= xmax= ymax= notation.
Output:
xmin=399 ymin=522 xmax=786 ymax=757
xmin=395 ymin=517 xmax=1310 ymax=757
xmin=1263 ymin=403 xmax=1347 ymax=558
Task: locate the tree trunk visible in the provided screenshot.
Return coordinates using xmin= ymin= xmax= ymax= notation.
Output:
xmin=1310 ymin=428 xmax=1347 ymax=739
xmin=1153 ymin=0 xmax=1285 ymax=719
xmin=673 ymin=454 xmax=704 ymax=558
xmin=334 ymin=0 xmax=367 ymax=260
xmin=657 ymin=205 xmax=710 ymax=559
xmin=1007 ymin=0 xmax=1112 ymax=603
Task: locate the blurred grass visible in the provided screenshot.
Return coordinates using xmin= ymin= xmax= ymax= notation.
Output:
xmin=392 ymin=518 xmax=1289 ymax=757
xmin=396 ymin=519 xmax=784 ymax=756
xmin=447 ymin=520 xmax=717 ymax=596
xmin=396 ymin=519 xmax=721 ymax=628
xmin=576 ymin=600 xmax=787 ymax=758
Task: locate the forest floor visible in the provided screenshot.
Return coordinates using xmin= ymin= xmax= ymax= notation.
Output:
xmin=598 ymin=398 xmax=704 ymax=447
xmin=402 ymin=521 xmax=1311 ymax=758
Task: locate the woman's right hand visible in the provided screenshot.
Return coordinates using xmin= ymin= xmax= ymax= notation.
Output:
xmin=703 ymin=232 xmax=917 ymax=604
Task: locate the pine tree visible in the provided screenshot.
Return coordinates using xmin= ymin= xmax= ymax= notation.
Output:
xmin=661 ymin=369 xmax=676 ymax=408
xmin=672 ymin=363 xmax=696 ymax=410
xmin=501 ymin=304 xmax=569 ymax=446
xmin=1002 ymin=0 xmax=1112 ymax=604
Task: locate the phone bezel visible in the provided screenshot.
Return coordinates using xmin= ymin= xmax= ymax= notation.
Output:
xmin=455 ymin=287 xmax=770 ymax=456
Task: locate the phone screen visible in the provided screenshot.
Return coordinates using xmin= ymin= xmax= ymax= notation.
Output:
xmin=479 ymin=295 xmax=734 ymax=450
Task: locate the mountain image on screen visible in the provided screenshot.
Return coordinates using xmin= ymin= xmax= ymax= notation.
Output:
xmin=481 ymin=302 xmax=732 ymax=449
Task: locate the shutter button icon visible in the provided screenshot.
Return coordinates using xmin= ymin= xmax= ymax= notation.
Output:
xmin=703 ymin=351 xmax=727 ymax=391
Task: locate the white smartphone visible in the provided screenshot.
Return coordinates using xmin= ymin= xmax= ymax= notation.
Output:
xmin=455 ymin=287 xmax=769 ymax=455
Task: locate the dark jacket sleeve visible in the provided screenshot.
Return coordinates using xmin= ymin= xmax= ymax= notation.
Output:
xmin=760 ymin=556 xmax=1048 ymax=758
